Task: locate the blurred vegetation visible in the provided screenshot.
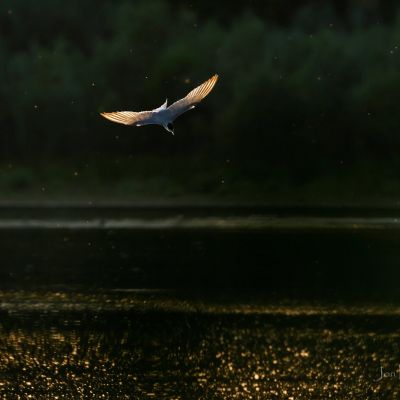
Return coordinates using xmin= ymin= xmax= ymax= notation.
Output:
xmin=0 ymin=0 xmax=400 ymax=203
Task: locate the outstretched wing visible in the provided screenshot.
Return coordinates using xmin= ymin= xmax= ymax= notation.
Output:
xmin=167 ymin=74 xmax=218 ymax=120
xmin=100 ymin=110 xmax=154 ymax=126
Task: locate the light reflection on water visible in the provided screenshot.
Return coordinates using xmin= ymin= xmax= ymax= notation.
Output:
xmin=0 ymin=292 xmax=399 ymax=398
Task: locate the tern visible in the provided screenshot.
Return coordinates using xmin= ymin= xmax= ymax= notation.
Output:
xmin=100 ymin=74 xmax=218 ymax=135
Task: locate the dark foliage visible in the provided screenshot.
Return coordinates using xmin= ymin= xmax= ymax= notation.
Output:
xmin=0 ymin=0 xmax=399 ymax=200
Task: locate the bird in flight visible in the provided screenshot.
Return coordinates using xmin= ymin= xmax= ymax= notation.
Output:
xmin=100 ymin=74 xmax=218 ymax=135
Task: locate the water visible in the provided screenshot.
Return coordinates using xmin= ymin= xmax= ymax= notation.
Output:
xmin=0 ymin=291 xmax=399 ymax=398
xmin=0 ymin=205 xmax=399 ymax=398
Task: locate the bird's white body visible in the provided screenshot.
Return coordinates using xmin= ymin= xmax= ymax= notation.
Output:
xmin=138 ymin=99 xmax=171 ymax=126
xmin=100 ymin=74 xmax=218 ymax=135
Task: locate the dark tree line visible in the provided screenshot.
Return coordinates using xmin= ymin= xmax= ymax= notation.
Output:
xmin=0 ymin=0 xmax=400 ymax=197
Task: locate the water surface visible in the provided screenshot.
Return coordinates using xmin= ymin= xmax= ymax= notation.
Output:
xmin=0 ymin=205 xmax=399 ymax=398
xmin=0 ymin=291 xmax=399 ymax=399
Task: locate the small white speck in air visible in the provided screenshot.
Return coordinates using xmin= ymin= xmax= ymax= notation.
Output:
xmin=41 ymin=187 xmax=46 ymax=192
xmin=115 ymin=135 xmax=119 ymax=140
xmin=91 ymin=82 xmax=95 ymax=87
xmin=74 ymin=171 xmax=79 ymax=176
xmin=34 ymin=105 xmax=38 ymax=110
xmin=221 ymin=179 xmax=225 ymax=184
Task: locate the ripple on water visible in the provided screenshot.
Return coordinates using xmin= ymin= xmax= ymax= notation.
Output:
xmin=0 ymin=292 xmax=398 ymax=398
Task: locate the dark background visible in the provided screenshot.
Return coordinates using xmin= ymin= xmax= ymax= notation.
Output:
xmin=0 ymin=0 xmax=399 ymax=203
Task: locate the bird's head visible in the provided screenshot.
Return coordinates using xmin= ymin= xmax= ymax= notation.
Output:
xmin=165 ymin=122 xmax=174 ymax=135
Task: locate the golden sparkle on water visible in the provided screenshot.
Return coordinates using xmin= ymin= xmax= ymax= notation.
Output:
xmin=0 ymin=292 xmax=398 ymax=398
